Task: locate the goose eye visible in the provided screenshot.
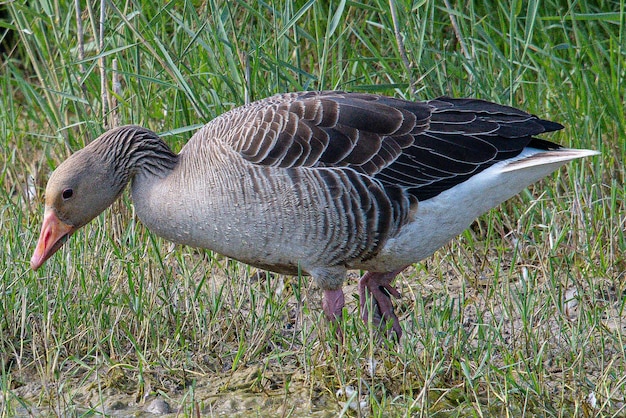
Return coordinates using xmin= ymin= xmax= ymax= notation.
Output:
xmin=62 ymin=188 xmax=74 ymax=200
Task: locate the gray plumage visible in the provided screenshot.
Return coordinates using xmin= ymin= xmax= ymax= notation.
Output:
xmin=31 ymin=91 xmax=599 ymax=339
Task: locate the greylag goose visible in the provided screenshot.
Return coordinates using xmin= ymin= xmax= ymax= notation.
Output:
xmin=30 ymin=91 xmax=598 ymax=339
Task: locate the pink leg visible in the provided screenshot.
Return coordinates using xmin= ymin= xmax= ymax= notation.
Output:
xmin=322 ymin=288 xmax=345 ymax=339
xmin=358 ymin=267 xmax=408 ymax=339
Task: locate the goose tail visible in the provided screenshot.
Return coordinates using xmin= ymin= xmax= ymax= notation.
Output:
xmin=500 ymin=148 xmax=599 ymax=173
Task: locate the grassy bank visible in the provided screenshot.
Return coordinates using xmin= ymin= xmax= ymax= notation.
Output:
xmin=1 ymin=0 xmax=624 ymax=416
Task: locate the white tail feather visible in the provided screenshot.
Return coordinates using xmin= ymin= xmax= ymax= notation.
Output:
xmin=500 ymin=148 xmax=600 ymax=173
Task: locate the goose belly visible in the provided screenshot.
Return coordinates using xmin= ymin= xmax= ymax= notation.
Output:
xmin=360 ymin=151 xmax=573 ymax=271
xmin=130 ymin=166 xmax=352 ymax=276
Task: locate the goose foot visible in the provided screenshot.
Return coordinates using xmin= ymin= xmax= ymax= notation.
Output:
xmin=358 ymin=267 xmax=407 ymax=340
xmin=322 ymin=288 xmax=345 ymax=340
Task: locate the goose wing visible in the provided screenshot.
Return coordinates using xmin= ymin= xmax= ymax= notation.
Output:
xmin=213 ymin=91 xmax=562 ymax=201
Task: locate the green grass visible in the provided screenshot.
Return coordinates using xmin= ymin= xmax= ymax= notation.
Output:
xmin=1 ymin=0 xmax=625 ymax=416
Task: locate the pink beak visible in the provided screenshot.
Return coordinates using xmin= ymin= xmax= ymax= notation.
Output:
xmin=30 ymin=210 xmax=75 ymax=270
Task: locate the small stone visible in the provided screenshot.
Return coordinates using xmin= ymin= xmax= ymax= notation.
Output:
xmin=564 ymin=287 xmax=579 ymax=319
xmin=144 ymin=398 xmax=172 ymax=415
xmin=107 ymin=400 xmax=127 ymax=411
xmin=336 ymin=385 xmax=356 ymax=398
xmin=336 ymin=385 xmax=368 ymax=411
xmin=586 ymin=392 xmax=597 ymax=409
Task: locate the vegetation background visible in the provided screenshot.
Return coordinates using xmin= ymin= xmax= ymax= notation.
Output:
xmin=0 ymin=0 xmax=624 ymax=416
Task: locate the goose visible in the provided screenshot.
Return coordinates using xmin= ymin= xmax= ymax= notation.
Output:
xmin=30 ymin=91 xmax=598 ymax=339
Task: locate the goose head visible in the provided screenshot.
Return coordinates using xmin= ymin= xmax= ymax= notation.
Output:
xmin=30 ymin=146 xmax=127 ymax=270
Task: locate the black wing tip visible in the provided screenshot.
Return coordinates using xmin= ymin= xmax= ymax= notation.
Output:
xmin=528 ymin=137 xmax=562 ymax=150
xmin=431 ymin=96 xmax=565 ymax=129
xmin=536 ymin=118 xmax=564 ymax=133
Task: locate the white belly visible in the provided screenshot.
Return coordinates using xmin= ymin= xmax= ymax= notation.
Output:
xmin=360 ymin=148 xmax=577 ymax=271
